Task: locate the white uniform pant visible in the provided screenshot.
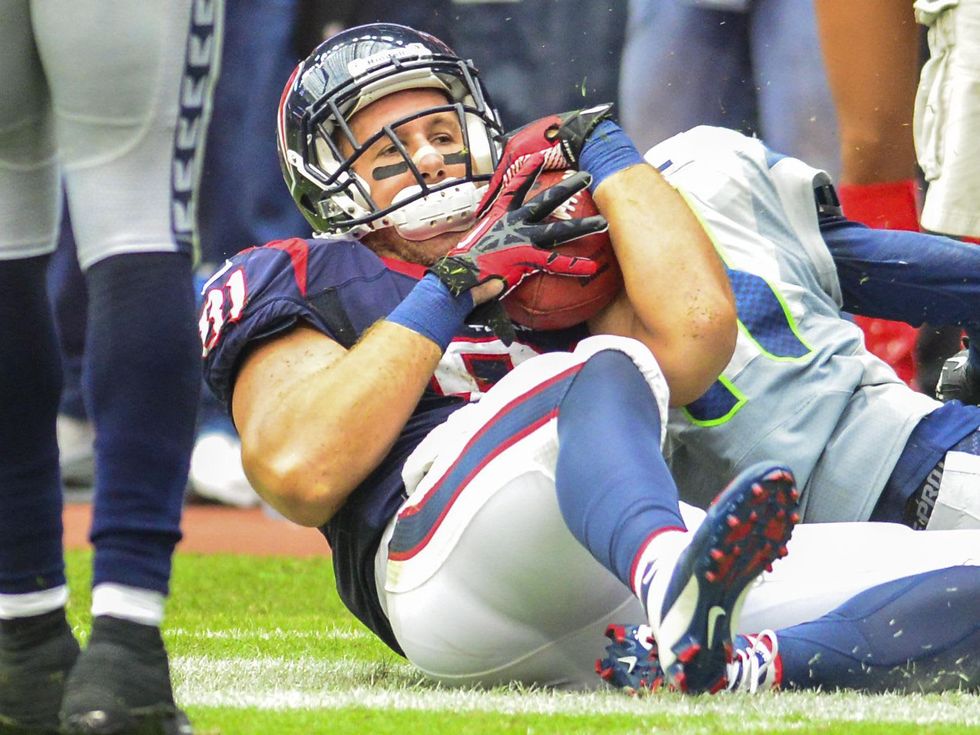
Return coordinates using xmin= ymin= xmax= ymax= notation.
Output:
xmin=0 ymin=0 xmax=221 ymax=268
xmin=377 ymin=336 xmax=980 ymax=690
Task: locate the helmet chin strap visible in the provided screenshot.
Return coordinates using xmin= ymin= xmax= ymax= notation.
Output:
xmin=383 ymin=180 xmax=485 ymax=241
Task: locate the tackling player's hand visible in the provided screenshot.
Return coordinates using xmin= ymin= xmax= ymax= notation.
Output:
xmin=935 ymin=347 xmax=980 ymax=405
xmin=483 ymin=104 xmax=615 ymax=203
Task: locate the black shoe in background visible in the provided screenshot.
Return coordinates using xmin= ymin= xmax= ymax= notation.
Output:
xmin=59 ymin=616 xmax=191 ymax=735
xmin=0 ymin=608 xmax=80 ymax=735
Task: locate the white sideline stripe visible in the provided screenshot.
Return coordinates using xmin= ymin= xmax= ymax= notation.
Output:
xmin=168 ymin=627 xmax=371 ymax=642
xmin=172 ymin=656 xmax=980 ymax=725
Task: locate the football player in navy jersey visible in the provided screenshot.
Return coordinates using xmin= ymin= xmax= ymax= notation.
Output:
xmin=198 ymin=23 xmax=980 ymax=695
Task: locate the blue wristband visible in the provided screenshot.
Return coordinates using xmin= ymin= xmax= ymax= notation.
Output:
xmin=578 ymin=120 xmax=645 ymax=193
xmin=386 ymin=273 xmax=474 ymax=351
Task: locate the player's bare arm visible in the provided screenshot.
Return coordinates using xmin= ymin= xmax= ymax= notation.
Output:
xmin=589 ymin=163 xmax=736 ymax=406
xmin=492 ymin=108 xmax=737 ymax=406
xmin=231 ymin=321 xmax=444 ymax=526
xmin=230 ymin=256 xmax=507 ymax=528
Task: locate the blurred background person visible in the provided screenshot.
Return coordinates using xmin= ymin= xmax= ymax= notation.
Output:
xmin=302 ymin=0 xmax=627 ymax=130
xmin=816 ymin=0 xmax=971 ymax=393
xmin=618 ymin=0 xmax=840 ymax=177
xmin=815 ymin=0 xmax=934 ymax=390
xmin=447 ymin=0 xmax=627 ymax=129
xmin=913 ymin=0 xmax=980 ymax=243
xmin=913 ymin=0 xmax=980 ymax=399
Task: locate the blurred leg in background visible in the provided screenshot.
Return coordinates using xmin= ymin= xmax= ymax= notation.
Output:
xmin=815 ymin=0 xmax=962 ymax=392
xmin=619 ymin=0 xmax=839 ymax=176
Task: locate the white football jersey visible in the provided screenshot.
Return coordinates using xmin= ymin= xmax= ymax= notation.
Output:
xmin=646 ymin=126 xmax=939 ymax=522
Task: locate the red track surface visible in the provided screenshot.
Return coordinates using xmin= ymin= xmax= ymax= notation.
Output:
xmin=63 ymin=503 xmax=328 ymax=557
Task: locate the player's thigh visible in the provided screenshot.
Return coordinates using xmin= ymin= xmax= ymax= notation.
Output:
xmin=30 ymin=0 xmax=219 ymax=268
xmin=383 ymin=466 xmax=643 ymax=690
xmin=380 ymin=336 xmax=667 ymax=689
xmin=738 ymin=521 xmax=980 ymax=633
xmin=0 ymin=0 xmax=60 ymax=259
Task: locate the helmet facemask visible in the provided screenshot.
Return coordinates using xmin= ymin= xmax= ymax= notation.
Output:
xmin=312 ymin=99 xmax=492 ymax=241
xmin=280 ymin=37 xmax=502 ymax=240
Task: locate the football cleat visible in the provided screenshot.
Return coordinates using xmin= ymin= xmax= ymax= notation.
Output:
xmin=638 ymin=462 xmax=799 ymax=693
xmin=726 ymin=630 xmax=781 ymax=693
xmin=59 ymin=617 xmax=191 ymax=735
xmin=594 ymin=624 xmax=662 ymax=694
xmin=0 ymin=610 xmax=80 ymax=735
xmin=596 ymin=625 xmax=782 ymax=695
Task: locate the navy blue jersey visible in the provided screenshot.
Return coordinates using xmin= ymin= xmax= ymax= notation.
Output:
xmin=199 ymin=236 xmax=586 ymax=653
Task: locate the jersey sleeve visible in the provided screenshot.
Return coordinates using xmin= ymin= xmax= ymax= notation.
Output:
xmin=198 ymin=237 xmax=395 ymax=408
xmin=820 ymin=216 xmax=980 ymax=331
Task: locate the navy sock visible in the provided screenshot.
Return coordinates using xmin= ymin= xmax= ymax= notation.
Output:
xmin=84 ymin=253 xmax=200 ymax=595
xmin=555 ymin=350 xmax=684 ymax=588
xmin=0 ymin=256 xmax=66 ymax=593
xmin=774 ymin=566 xmax=980 ymax=692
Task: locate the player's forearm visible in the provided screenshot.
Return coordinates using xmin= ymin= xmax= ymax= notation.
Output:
xmin=593 ymin=164 xmax=737 ymax=403
xmin=234 ymin=321 xmax=443 ymax=527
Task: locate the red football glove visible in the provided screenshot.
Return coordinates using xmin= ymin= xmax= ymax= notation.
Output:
xmin=481 ymin=103 xmax=615 ymax=208
xmin=430 ymin=152 xmax=606 ymax=297
xmin=430 ymin=152 xmax=607 ymax=344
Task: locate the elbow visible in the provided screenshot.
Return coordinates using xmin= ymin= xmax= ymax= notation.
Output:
xmin=689 ymin=288 xmax=738 ymax=365
xmin=700 ymin=297 xmax=738 ymax=374
xmin=666 ymin=298 xmax=738 ymax=406
xmin=241 ymin=443 xmax=346 ymax=528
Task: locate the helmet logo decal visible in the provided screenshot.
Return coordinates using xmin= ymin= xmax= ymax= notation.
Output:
xmin=348 ymin=43 xmax=433 ymax=77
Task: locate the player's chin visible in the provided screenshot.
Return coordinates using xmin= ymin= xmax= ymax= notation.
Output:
xmin=363 ymin=227 xmax=463 ymax=267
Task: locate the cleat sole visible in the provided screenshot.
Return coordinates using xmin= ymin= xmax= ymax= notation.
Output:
xmin=656 ymin=463 xmax=799 ymax=693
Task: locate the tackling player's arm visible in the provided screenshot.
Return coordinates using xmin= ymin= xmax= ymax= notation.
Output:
xmin=820 ymin=215 xmax=980 ymax=401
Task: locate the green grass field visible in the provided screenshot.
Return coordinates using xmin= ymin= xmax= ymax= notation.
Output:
xmin=63 ymin=550 xmax=979 ymax=735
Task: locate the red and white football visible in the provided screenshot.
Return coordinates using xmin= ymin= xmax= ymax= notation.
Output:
xmin=503 ymin=169 xmax=622 ymax=330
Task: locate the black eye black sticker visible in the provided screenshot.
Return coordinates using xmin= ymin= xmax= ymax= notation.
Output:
xmin=371 ymin=151 xmax=470 ymax=180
